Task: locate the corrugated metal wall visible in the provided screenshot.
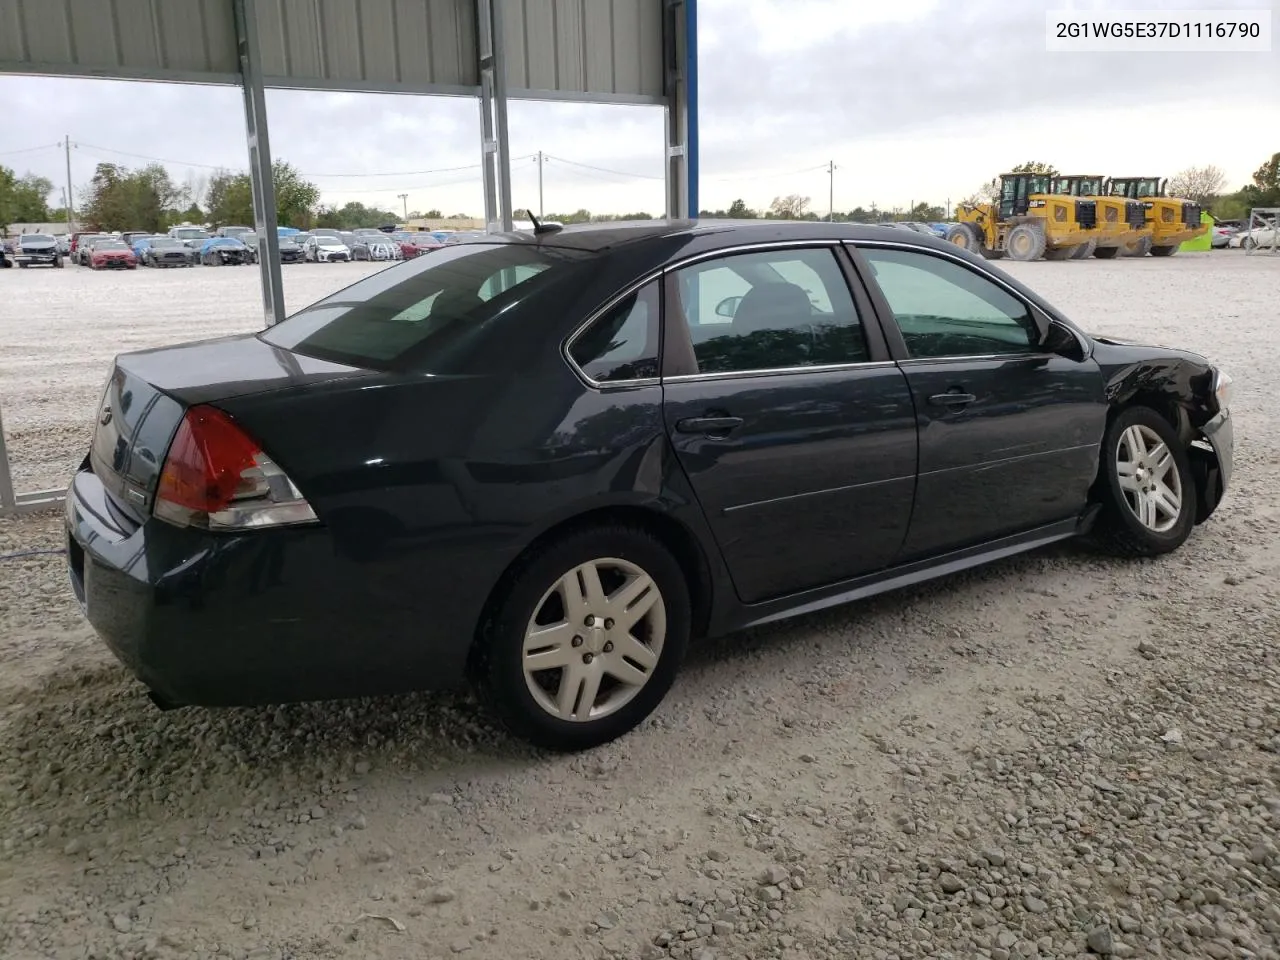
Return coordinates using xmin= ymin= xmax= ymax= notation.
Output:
xmin=0 ymin=0 xmax=665 ymax=100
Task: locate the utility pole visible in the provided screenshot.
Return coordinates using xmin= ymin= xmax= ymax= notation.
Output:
xmin=535 ymin=151 xmax=545 ymax=218
xmin=397 ymin=193 xmax=409 ymax=219
xmin=63 ymin=135 xmax=74 ymax=229
xmin=827 ymin=160 xmax=836 ymax=221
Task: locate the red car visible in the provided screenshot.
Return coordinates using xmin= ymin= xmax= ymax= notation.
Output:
xmin=90 ymin=240 xmax=138 ymax=270
xmin=391 ymin=232 xmax=442 ymax=258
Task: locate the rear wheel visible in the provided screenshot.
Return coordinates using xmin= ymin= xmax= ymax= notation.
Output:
xmin=1005 ymin=224 xmax=1046 ymax=261
xmin=1126 ymin=236 xmax=1153 ymax=257
xmin=1150 ymin=244 xmax=1179 ymax=257
xmin=475 ymin=525 xmax=690 ymax=751
xmin=1090 ymin=406 xmax=1194 ymax=557
xmin=1093 ymin=245 xmax=1121 ymax=259
xmin=1071 ymin=239 xmax=1097 ymax=259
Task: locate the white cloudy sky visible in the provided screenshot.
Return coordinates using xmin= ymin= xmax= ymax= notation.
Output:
xmin=0 ymin=0 xmax=1276 ymax=219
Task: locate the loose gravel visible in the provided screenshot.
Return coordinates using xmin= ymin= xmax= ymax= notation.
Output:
xmin=1 ymin=250 xmax=1277 ymax=960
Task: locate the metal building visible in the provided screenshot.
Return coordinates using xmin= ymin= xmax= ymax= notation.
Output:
xmin=0 ymin=0 xmax=699 ymax=516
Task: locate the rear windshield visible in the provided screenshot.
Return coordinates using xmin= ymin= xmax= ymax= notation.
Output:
xmin=261 ymin=242 xmax=589 ymax=372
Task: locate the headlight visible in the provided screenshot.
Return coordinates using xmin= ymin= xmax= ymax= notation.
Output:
xmin=1212 ymin=368 xmax=1233 ymax=411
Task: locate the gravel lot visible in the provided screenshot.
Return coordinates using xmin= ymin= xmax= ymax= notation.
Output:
xmin=2 ymin=250 xmax=1278 ymax=960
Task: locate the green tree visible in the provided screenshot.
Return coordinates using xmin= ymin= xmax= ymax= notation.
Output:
xmin=272 ymin=160 xmax=320 ymax=227
xmin=768 ymin=194 xmax=810 ymax=219
xmin=0 ymin=166 xmax=55 ymax=227
xmin=81 ymin=162 xmax=181 ymax=231
xmin=726 ymin=198 xmax=756 ymax=218
xmin=908 ymin=202 xmax=946 ymax=221
xmin=205 ymin=161 xmax=321 ymax=229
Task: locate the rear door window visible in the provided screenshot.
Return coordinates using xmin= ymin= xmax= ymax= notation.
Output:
xmin=261 ymin=243 xmax=587 ymax=371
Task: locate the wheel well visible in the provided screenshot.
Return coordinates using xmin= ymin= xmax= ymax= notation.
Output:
xmin=467 ymin=505 xmax=716 ymax=674
xmin=1110 ymin=391 xmax=1188 ymax=442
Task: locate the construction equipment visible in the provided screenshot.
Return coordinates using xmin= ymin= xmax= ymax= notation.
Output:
xmin=948 ymin=173 xmax=1098 ymax=261
xmin=1050 ymin=175 xmax=1151 ymax=259
xmin=1106 ymin=177 xmax=1208 ymax=256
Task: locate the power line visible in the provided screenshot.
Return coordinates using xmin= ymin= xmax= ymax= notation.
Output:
xmin=543 ymin=155 xmax=664 ymax=181
xmin=0 ymin=143 xmax=62 ymax=157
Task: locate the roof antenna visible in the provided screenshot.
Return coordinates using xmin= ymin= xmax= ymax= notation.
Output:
xmin=520 ymin=208 xmax=563 ymax=236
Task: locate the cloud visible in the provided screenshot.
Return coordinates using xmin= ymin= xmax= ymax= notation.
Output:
xmin=0 ymin=0 xmax=1274 ymax=218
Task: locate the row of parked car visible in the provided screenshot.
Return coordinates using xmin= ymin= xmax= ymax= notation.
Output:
xmin=1 ymin=224 xmax=485 ymax=271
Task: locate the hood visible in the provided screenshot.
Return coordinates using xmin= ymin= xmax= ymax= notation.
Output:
xmin=318 ymin=240 xmax=347 ymax=249
xmin=19 ymin=239 xmax=56 ymax=250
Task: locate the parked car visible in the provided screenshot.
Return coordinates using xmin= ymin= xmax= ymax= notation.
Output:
xmin=56 ymin=235 xmax=71 ymax=255
xmin=169 ymin=226 xmax=212 ymax=250
xmin=13 ymin=233 xmax=63 ymax=268
xmin=62 ymin=221 xmax=1233 ymax=751
xmin=240 ymin=232 xmax=261 ymax=263
xmin=1210 ymin=224 xmax=1236 ymax=249
xmin=278 ymin=236 xmax=305 ymax=263
xmin=443 ymin=230 xmax=486 ymax=244
xmin=351 ymin=233 xmax=404 ymax=261
xmin=75 ymin=234 xmax=111 ymax=266
xmin=88 ymin=239 xmax=137 ymax=269
xmin=120 ymin=231 xmax=152 ymax=248
xmin=303 ymin=234 xmax=351 ymax=262
xmin=1228 ymin=224 xmax=1278 ymax=250
xmin=217 ymin=226 xmax=255 ymax=241
xmin=139 ymin=236 xmax=197 ymax=267
xmin=200 ymin=237 xmax=251 ymax=265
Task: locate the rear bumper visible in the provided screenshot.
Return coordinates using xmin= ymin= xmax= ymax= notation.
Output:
xmin=64 ymin=468 xmax=483 ymax=707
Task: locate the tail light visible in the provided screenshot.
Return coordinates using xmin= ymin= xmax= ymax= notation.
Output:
xmin=154 ymin=405 xmax=317 ymax=531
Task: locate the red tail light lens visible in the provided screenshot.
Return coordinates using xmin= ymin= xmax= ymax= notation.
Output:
xmin=155 ymin=405 xmax=317 ymax=531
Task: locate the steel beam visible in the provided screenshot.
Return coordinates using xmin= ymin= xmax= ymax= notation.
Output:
xmin=233 ymin=0 xmax=286 ymax=325
xmin=477 ymin=0 xmax=514 ymax=233
xmin=0 ymin=400 xmax=16 ymax=515
xmin=663 ymin=0 xmax=697 ymax=219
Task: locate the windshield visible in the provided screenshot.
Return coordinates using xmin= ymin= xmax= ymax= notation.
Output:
xmin=20 ymin=234 xmax=55 ymax=244
xmin=173 ymin=229 xmax=208 ymax=239
xmin=261 ymin=242 xmax=587 ymax=372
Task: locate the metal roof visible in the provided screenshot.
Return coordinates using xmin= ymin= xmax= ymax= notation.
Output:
xmin=0 ymin=0 xmax=664 ymax=102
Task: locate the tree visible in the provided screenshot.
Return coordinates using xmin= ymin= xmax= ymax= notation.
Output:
xmin=424 ymin=208 xmax=443 ymax=219
xmin=0 ymin=166 xmax=55 ymax=227
xmin=1252 ymin=152 xmax=1279 ymax=194
xmin=908 ymin=201 xmax=946 ymax=222
xmin=768 ymin=194 xmax=810 ymax=219
xmin=726 ymin=198 xmax=757 ymax=219
xmin=1010 ymin=161 xmax=1058 ymax=176
xmin=80 ymin=162 xmax=180 ymax=232
xmin=1168 ymin=165 xmax=1226 ymax=205
xmin=205 ymin=161 xmax=321 ymax=228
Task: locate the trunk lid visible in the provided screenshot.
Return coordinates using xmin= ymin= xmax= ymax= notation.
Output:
xmin=88 ymin=333 xmax=371 ymax=521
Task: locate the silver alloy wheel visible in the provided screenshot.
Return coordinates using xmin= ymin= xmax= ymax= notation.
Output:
xmin=1116 ymin=423 xmax=1183 ymax=533
xmin=522 ymin=557 xmax=666 ymax=723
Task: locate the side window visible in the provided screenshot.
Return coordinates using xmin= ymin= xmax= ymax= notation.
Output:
xmin=672 ymin=247 xmax=868 ymax=375
xmin=859 ymin=248 xmax=1038 ymax=359
xmin=569 ymin=281 xmax=660 ymax=383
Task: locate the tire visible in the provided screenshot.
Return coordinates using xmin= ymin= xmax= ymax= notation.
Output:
xmin=1150 ymin=244 xmax=1178 ymax=257
xmin=1005 ymin=223 xmax=1046 ymax=261
xmin=1242 ymin=237 xmax=1257 ymax=251
xmin=1090 ymin=406 xmax=1195 ymax=557
xmin=475 ymin=524 xmax=691 ymax=751
xmin=1071 ymin=239 xmax=1097 ymax=260
xmin=946 ymin=223 xmax=980 ymax=252
xmin=18 ymin=262 xmax=27 ymax=269
xmin=1043 ymin=245 xmax=1076 ymax=261
xmin=979 ymin=246 xmax=1005 ymax=260
xmin=54 ymin=257 xmax=63 ymax=269
xmin=1125 ymin=236 xmax=1153 ymax=257
xmin=1093 ymin=245 xmax=1121 ymax=259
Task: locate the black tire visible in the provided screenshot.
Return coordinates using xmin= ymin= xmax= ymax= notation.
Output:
xmin=1005 ymin=223 xmax=1046 ymax=261
xmin=1090 ymin=406 xmax=1195 ymax=557
xmin=18 ymin=262 xmax=27 ymax=269
xmin=1071 ymin=239 xmax=1097 ymax=260
xmin=1043 ymin=245 xmax=1075 ymax=261
xmin=475 ymin=524 xmax=691 ymax=751
xmin=1150 ymin=244 xmax=1178 ymax=257
xmin=1125 ymin=236 xmax=1153 ymax=257
xmin=1093 ymin=245 xmax=1121 ymax=259
xmin=946 ymin=223 xmax=980 ymax=252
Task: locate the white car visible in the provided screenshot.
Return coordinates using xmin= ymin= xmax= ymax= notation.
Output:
xmin=305 ymin=235 xmax=351 ymax=262
xmin=1228 ymin=224 xmax=1278 ymax=250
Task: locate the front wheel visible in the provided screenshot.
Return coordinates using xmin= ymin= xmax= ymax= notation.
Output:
xmin=1090 ymin=406 xmax=1195 ymax=557
xmin=1150 ymin=244 xmax=1179 ymax=257
xmin=475 ymin=525 xmax=690 ymax=751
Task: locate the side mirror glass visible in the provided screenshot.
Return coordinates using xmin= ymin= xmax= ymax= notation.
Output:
xmin=715 ymin=295 xmax=743 ymax=318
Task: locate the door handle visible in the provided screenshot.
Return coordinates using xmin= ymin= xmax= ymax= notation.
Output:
xmin=675 ymin=415 xmax=744 ymax=435
xmin=928 ymin=391 xmax=977 ymax=407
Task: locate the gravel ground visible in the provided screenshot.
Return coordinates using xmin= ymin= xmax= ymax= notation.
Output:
xmin=1 ymin=250 xmax=1278 ymax=960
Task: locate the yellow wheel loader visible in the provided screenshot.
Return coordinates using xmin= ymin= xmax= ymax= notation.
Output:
xmin=1106 ymin=177 xmax=1209 ymax=256
xmin=948 ymin=173 xmax=1098 ymax=262
xmin=1050 ymin=175 xmax=1151 ymax=259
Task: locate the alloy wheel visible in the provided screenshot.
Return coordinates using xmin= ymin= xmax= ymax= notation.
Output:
xmin=522 ymin=557 xmax=666 ymax=722
xmin=1115 ymin=423 xmax=1183 ymax=532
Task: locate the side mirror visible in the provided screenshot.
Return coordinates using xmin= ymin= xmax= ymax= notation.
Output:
xmin=715 ymin=295 xmax=743 ymax=318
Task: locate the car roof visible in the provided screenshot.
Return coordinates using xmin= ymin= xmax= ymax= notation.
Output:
xmin=477 ymin=218 xmax=959 ymax=251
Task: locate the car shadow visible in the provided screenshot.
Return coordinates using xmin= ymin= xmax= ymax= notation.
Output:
xmin=1 ymin=539 xmax=1129 ymax=833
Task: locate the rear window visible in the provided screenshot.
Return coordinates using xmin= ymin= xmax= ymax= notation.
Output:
xmin=261 ymin=242 xmax=589 ymax=372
